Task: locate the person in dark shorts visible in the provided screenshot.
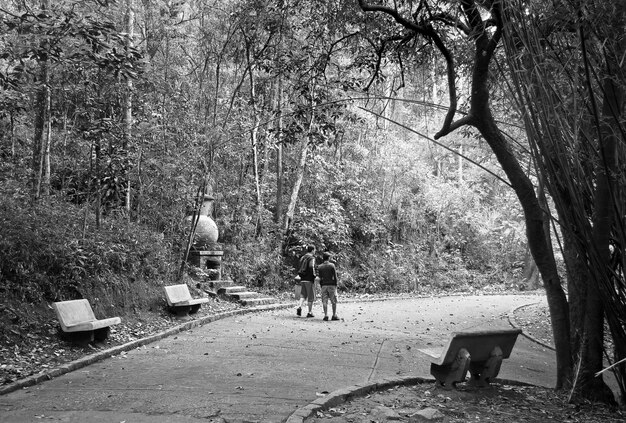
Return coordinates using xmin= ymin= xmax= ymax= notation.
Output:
xmin=296 ymin=245 xmax=317 ymax=318
xmin=317 ymin=252 xmax=339 ymax=321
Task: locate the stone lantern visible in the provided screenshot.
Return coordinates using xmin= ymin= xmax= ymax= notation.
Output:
xmin=185 ymin=194 xmax=223 ymax=280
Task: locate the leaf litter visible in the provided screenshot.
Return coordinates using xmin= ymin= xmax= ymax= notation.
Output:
xmin=306 ymin=382 xmax=624 ymax=422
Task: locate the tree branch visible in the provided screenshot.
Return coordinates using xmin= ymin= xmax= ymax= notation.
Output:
xmin=435 ymin=115 xmax=473 ymax=139
xmin=358 ymin=0 xmax=458 ymax=135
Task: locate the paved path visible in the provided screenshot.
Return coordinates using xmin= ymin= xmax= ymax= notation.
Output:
xmin=0 ymin=295 xmax=553 ymax=423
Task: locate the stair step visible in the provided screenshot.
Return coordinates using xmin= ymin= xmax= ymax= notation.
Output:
xmin=198 ymin=280 xmax=235 ymax=291
xmin=240 ymin=297 xmax=276 ymax=306
xmin=228 ymin=291 xmax=262 ymax=300
xmin=218 ymin=286 xmax=247 ymax=295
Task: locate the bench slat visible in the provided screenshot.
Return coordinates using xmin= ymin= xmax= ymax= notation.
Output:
xmin=53 ymin=299 xmax=96 ymax=327
xmin=172 ymin=298 xmax=210 ymax=306
xmin=164 ymin=284 xmax=193 ymax=306
xmin=420 ymin=328 xmax=522 ymax=366
xmin=64 ymin=317 xmax=122 ymax=332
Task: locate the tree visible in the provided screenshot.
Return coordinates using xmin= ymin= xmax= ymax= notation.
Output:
xmin=502 ymin=0 xmax=625 ymax=402
xmin=123 ymin=0 xmax=135 ymax=217
xmin=357 ymin=0 xmax=572 ymax=389
xmin=31 ymin=0 xmax=52 ymax=200
xmin=2 ymin=1 xmax=143 ymax=210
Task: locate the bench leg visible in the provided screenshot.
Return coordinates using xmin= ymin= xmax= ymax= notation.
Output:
xmin=189 ymin=304 xmax=201 ymax=314
xmin=94 ymin=327 xmax=111 ymax=342
xmin=58 ymin=327 xmax=94 ymax=344
xmin=169 ymin=305 xmax=191 ymax=316
xmin=469 ymin=346 xmax=503 ymax=387
xmin=431 ymin=348 xmax=470 ymax=389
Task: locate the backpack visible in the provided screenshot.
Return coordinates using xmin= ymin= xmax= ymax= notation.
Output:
xmin=297 ymin=254 xmax=312 ymax=279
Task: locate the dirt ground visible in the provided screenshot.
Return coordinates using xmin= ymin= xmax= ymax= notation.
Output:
xmin=305 ymin=382 xmax=623 ymax=422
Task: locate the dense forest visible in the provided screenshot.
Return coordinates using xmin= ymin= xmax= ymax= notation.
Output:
xmin=1 ymin=0 xmax=625 ymax=405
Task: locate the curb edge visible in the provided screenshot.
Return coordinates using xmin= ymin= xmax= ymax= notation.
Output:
xmin=508 ymin=302 xmax=555 ymax=351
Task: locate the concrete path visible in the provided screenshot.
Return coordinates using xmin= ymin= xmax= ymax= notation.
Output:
xmin=0 ymin=294 xmax=553 ymax=423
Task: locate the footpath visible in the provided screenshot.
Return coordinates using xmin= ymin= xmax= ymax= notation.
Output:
xmin=0 ymin=294 xmax=554 ymax=423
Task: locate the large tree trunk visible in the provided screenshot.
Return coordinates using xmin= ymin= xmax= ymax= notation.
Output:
xmin=476 ymin=116 xmax=572 ymax=389
xmin=467 ymin=1 xmax=572 ymax=388
xmin=573 ymin=28 xmax=623 ymax=402
xmin=560 ymin=227 xmax=587 ymax=356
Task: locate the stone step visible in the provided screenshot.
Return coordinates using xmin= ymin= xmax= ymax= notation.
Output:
xmin=197 ymin=280 xmax=235 ymax=292
xmin=218 ymin=286 xmax=247 ymax=295
xmin=228 ymin=291 xmax=262 ymax=300
xmin=240 ymin=297 xmax=276 ymax=307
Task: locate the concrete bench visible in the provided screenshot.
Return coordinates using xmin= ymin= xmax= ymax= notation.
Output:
xmin=164 ymin=284 xmax=209 ymax=315
xmin=52 ymin=299 xmax=121 ymax=343
xmin=419 ymin=328 xmax=522 ymax=388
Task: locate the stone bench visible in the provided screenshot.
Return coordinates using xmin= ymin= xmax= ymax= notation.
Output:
xmin=419 ymin=328 xmax=522 ymax=389
xmin=164 ymin=284 xmax=209 ymax=316
xmin=52 ymin=299 xmax=121 ymax=343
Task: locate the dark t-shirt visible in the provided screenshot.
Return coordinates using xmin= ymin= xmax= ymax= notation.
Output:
xmin=317 ymin=261 xmax=337 ymax=286
xmin=299 ymin=253 xmax=316 ymax=282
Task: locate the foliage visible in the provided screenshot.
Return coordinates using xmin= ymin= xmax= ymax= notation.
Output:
xmin=0 ymin=186 xmax=177 ymax=312
xmin=0 ymin=0 xmax=533 ymax=316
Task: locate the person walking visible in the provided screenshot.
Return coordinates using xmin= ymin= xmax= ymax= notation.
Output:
xmin=317 ymin=252 xmax=339 ymax=321
xmin=296 ymin=245 xmax=317 ymax=318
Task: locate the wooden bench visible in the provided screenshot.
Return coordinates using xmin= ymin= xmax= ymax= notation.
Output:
xmin=419 ymin=328 xmax=522 ymax=389
xmin=52 ymin=299 xmax=121 ymax=343
xmin=164 ymin=284 xmax=209 ymax=316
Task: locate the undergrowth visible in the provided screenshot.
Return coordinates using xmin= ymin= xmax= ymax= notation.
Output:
xmin=0 ymin=190 xmax=179 ymax=317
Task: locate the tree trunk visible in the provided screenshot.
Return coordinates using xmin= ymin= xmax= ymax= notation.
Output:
xmin=573 ymin=32 xmax=623 ymax=403
xmin=475 ymin=98 xmax=572 ymax=390
xmin=284 ymin=135 xmax=310 ymax=232
xmin=42 ymin=95 xmax=51 ymax=197
xmin=32 ymin=0 xmax=50 ymax=201
xmin=10 ymin=111 xmax=16 ymax=160
xmin=560 ymin=227 xmax=587 ymax=356
xmin=275 ymin=77 xmax=284 ymax=225
xmin=521 ymin=248 xmax=540 ymax=290
xmin=251 ymin=123 xmax=263 ymax=237
xmin=466 ymin=5 xmax=572 ymax=387
xmin=245 ymin=37 xmax=264 ymax=238
xmin=123 ymin=0 xmax=134 ymax=219
xmin=457 ymin=145 xmax=463 ymax=184
xmin=95 ymin=135 xmax=101 ymax=229
xmin=284 ymin=80 xmax=315 ymax=232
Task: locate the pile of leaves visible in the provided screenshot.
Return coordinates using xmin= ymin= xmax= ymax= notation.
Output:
xmin=306 ymin=382 xmax=624 ymax=422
